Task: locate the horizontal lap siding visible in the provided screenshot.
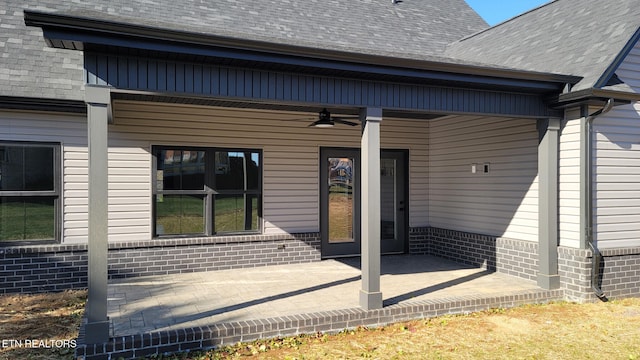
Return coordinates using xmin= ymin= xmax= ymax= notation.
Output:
xmin=559 ymin=110 xmax=582 ymax=248
xmin=428 ymin=116 xmax=538 ymax=241
xmin=0 ymin=111 xmax=87 ymax=243
xmin=592 ymin=45 xmax=640 ymax=248
xmin=113 ymin=101 xmax=429 ymax=236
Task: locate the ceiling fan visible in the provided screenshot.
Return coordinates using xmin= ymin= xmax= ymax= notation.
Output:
xmin=308 ymin=108 xmax=359 ymax=128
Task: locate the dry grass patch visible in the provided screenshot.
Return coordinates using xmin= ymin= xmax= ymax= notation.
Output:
xmin=161 ymin=299 xmax=640 ymax=360
xmin=0 ymin=290 xmax=86 ymax=360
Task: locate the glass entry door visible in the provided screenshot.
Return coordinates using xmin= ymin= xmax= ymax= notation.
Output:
xmin=320 ymin=148 xmax=361 ymax=257
xmin=320 ymin=148 xmax=407 ymax=258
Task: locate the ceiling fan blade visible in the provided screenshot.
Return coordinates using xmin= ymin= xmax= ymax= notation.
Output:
xmin=333 ymin=118 xmax=359 ymax=126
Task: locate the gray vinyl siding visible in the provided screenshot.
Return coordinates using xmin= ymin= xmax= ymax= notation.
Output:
xmin=428 ymin=116 xmax=539 ymax=242
xmin=591 ymin=44 xmax=640 ymax=249
xmin=558 ymin=110 xmax=582 ymax=248
xmin=0 ymin=110 xmax=86 ymax=243
xmin=110 ymin=101 xmax=430 ymax=238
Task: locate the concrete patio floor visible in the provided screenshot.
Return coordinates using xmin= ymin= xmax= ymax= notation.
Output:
xmin=108 ymin=254 xmax=543 ymax=337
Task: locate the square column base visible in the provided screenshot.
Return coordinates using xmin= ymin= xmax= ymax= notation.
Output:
xmin=359 ymin=290 xmax=383 ymax=310
xmin=84 ymin=321 xmax=110 ymax=344
xmin=537 ymin=274 xmax=561 ymax=290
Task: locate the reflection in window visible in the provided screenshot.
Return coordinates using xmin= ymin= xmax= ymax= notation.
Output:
xmin=0 ymin=197 xmax=55 ymax=241
xmin=328 ymin=157 xmax=354 ymax=243
xmin=155 ymin=195 xmax=205 ymax=235
xmin=0 ymin=145 xmax=54 ymax=191
xmin=153 ymin=146 xmax=261 ymax=237
xmin=0 ymin=142 xmax=59 ymax=242
xmin=156 ymin=149 xmax=205 ymax=190
xmin=380 ymin=158 xmax=397 ymax=240
xmin=215 ymin=151 xmax=260 ymax=190
xmin=215 ymin=194 xmax=259 ymax=233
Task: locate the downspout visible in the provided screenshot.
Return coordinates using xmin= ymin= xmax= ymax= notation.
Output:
xmin=584 ymin=98 xmax=614 ymax=299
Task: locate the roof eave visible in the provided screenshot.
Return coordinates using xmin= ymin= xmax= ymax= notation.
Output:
xmin=0 ymin=96 xmax=86 ymax=113
xmin=24 ymin=10 xmax=581 ymax=92
xmin=551 ymin=88 xmax=640 ymax=109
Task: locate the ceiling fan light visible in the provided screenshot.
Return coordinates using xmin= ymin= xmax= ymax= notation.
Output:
xmin=313 ymin=121 xmax=334 ymax=128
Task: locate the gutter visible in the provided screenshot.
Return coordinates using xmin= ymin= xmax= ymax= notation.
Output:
xmin=583 ymin=98 xmax=614 ymax=299
xmin=0 ymin=96 xmax=86 ymax=114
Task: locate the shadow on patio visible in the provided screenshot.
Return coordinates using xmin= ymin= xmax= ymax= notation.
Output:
xmin=107 ymin=254 xmax=542 ymax=337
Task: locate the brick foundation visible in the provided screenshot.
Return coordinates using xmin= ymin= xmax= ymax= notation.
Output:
xmin=75 ymin=288 xmax=564 ymax=360
xmin=2 ymin=228 xmax=638 ymax=302
xmin=0 ymin=233 xmax=320 ymax=294
xmin=409 ymin=227 xmax=640 ymax=302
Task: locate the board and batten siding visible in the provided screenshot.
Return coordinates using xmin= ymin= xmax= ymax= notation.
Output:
xmin=590 ymin=44 xmax=640 ymax=249
xmin=558 ymin=109 xmax=582 ymax=248
xmin=428 ymin=115 xmax=539 ymax=242
xmin=111 ymin=101 xmax=430 ymax=237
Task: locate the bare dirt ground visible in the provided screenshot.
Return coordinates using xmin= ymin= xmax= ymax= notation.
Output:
xmin=0 ymin=290 xmax=86 ymax=360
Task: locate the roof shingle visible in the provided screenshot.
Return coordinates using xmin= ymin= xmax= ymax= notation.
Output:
xmin=446 ymin=0 xmax=640 ymax=91
xmin=1 ymin=0 xmax=488 ymax=101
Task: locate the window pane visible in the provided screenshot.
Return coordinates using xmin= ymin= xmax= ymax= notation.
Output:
xmin=155 ymin=194 xmax=205 ymax=235
xmin=156 ymin=149 xmax=205 ymax=190
xmin=0 ymin=197 xmax=55 ymax=241
xmin=328 ymin=157 xmax=354 ymax=243
xmin=215 ymin=194 xmax=259 ymax=233
xmin=0 ymin=145 xmax=54 ymax=191
xmin=381 ymin=158 xmax=397 ymax=240
xmin=215 ymin=151 xmax=260 ymax=190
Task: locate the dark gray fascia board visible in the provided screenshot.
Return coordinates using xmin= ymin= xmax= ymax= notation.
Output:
xmin=593 ymin=26 xmax=640 ymax=89
xmin=24 ymin=10 xmax=581 ymax=93
xmin=0 ymin=96 xmax=86 ymax=114
xmin=552 ymin=88 xmax=639 ymax=109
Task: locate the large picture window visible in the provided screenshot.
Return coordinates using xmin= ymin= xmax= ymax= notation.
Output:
xmin=153 ymin=146 xmax=261 ymax=236
xmin=0 ymin=142 xmax=60 ymax=242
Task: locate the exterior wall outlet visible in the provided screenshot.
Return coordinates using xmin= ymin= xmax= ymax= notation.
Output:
xmin=471 ymin=163 xmax=477 ymax=173
xmin=483 ymin=163 xmax=490 ymax=173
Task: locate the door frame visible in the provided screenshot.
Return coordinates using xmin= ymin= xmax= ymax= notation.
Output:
xmin=320 ymin=147 xmax=362 ymax=258
xmin=380 ymin=149 xmax=410 ymax=255
xmin=319 ymin=147 xmax=409 ymax=258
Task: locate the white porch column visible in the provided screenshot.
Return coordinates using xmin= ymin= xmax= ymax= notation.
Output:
xmin=537 ymin=117 xmax=561 ymax=289
xmin=360 ymin=107 xmax=383 ymax=310
xmin=84 ymin=85 xmax=111 ymax=343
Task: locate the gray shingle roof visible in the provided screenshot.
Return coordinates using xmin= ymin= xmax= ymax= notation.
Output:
xmin=1 ymin=0 xmax=84 ymax=101
xmin=446 ymin=0 xmax=640 ymax=92
xmin=1 ymin=0 xmax=487 ymax=101
xmin=5 ymin=0 xmax=640 ymax=103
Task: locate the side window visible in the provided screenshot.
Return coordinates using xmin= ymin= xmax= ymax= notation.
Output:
xmin=0 ymin=142 xmax=60 ymax=242
xmin=153 ymin=146 xmax=261 ymax=237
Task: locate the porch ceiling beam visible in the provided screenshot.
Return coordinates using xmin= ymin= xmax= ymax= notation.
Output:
xmin=360 ymin=107 xmax=383 ymax=310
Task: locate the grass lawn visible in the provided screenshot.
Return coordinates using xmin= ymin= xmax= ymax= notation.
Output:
xmin=170 ymin=299 xmax=640 ymax=360
xmin=1 ymin=291 xmax=639 ymax=360
xmin=156 ymin=195 xmax=258 ymax=235
xmin=0 ymin=199 xmax=55 ymax=241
